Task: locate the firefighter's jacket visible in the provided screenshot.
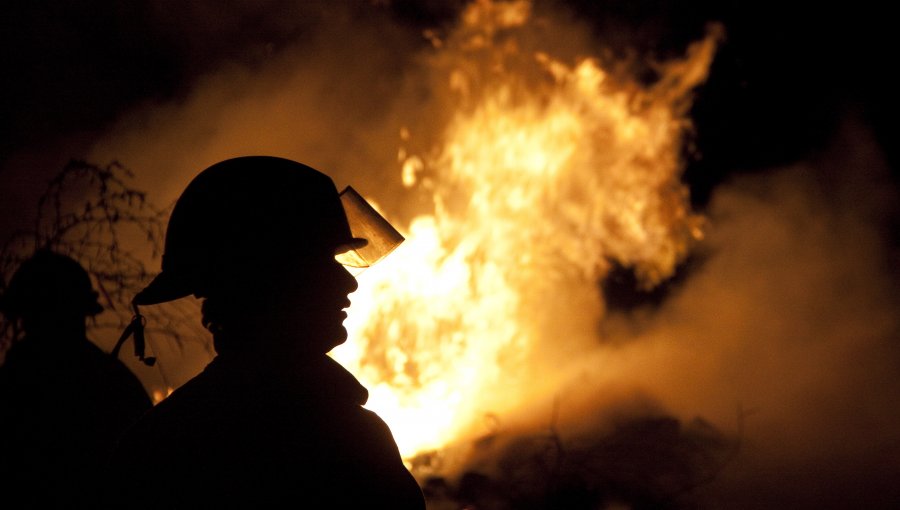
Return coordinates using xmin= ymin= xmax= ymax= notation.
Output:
xmin=0 ymin=335 xmax=152 ymax=506
xmin=106 ymin=351 xmax=425 ymax=508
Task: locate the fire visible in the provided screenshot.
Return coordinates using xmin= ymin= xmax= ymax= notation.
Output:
xmin=151 ymin=386 xmax=175 ymax=404
xmin=331 ymin=0 xmax=719 ymax=460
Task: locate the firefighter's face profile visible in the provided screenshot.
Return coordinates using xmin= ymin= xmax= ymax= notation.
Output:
xmin=261 ymin=249 xmax=359 ymax=351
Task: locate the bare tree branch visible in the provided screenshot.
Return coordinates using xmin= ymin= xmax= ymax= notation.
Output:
xmin=1 ymin=159 xmax=206 ymax=362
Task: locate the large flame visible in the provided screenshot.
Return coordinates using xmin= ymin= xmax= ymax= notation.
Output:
xmin=331 ymin=0 xmax=719 ymax=460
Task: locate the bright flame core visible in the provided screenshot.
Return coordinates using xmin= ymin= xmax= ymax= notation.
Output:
xmin=332 ymin=0 xmax=719 ymax=460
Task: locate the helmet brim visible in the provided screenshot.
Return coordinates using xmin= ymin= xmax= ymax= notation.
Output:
xmin=135 ymin=237 xmax=369 ymax=306
xmin=336 ymin=238 xmax=369 ymax=255
xmin=133 ymin=271 xmax=194 ymax=306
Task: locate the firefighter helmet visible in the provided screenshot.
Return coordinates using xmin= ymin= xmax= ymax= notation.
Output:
xmin=134 ymin=156 xmax=402 ymax=306
xmin=1 ymin=250 xmax=104 ymax=319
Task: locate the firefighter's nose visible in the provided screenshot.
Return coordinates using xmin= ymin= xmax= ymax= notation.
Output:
xmin=340 ymin=264 xmax=359 ymax=295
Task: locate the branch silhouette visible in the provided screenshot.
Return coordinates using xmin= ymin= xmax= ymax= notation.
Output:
xmin=1 ymin=159 xmax=206 ymax=363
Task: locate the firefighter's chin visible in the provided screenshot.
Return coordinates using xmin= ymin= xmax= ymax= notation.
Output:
xmin=315 ymin=317 xmax=349 ymax=354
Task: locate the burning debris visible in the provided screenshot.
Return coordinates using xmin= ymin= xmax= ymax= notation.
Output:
xmin=422 ymin=414 xmax=735 ymax=510
xmin=332 ymin=0 xmax=722 ymax=464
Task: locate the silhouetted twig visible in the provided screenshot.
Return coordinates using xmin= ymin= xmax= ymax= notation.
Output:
xmin=1 ymin=159 xmax=205 ymax=361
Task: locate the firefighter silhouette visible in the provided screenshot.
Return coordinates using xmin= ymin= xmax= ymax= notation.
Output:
xmin=0 ymin=250 xmax=152 ymax=507
xmin=106 ymin=156 xmax=423 ymax=508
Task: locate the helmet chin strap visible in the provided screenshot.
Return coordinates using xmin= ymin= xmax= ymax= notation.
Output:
xmin=111 ymin=302 xmax=156 ymax=367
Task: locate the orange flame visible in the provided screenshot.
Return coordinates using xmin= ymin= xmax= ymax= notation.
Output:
xmin=332 ymin=0 xmax=720 ymax=460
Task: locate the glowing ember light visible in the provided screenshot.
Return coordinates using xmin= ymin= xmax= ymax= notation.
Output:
xmin=331 ymin=0 xmax=720 ymax=460
xmin=151 ymin=386 xmax=174 ymax=404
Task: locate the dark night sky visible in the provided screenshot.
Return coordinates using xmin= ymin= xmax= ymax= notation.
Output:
xmin=2 ymin=0 xmax=896 ymax=198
